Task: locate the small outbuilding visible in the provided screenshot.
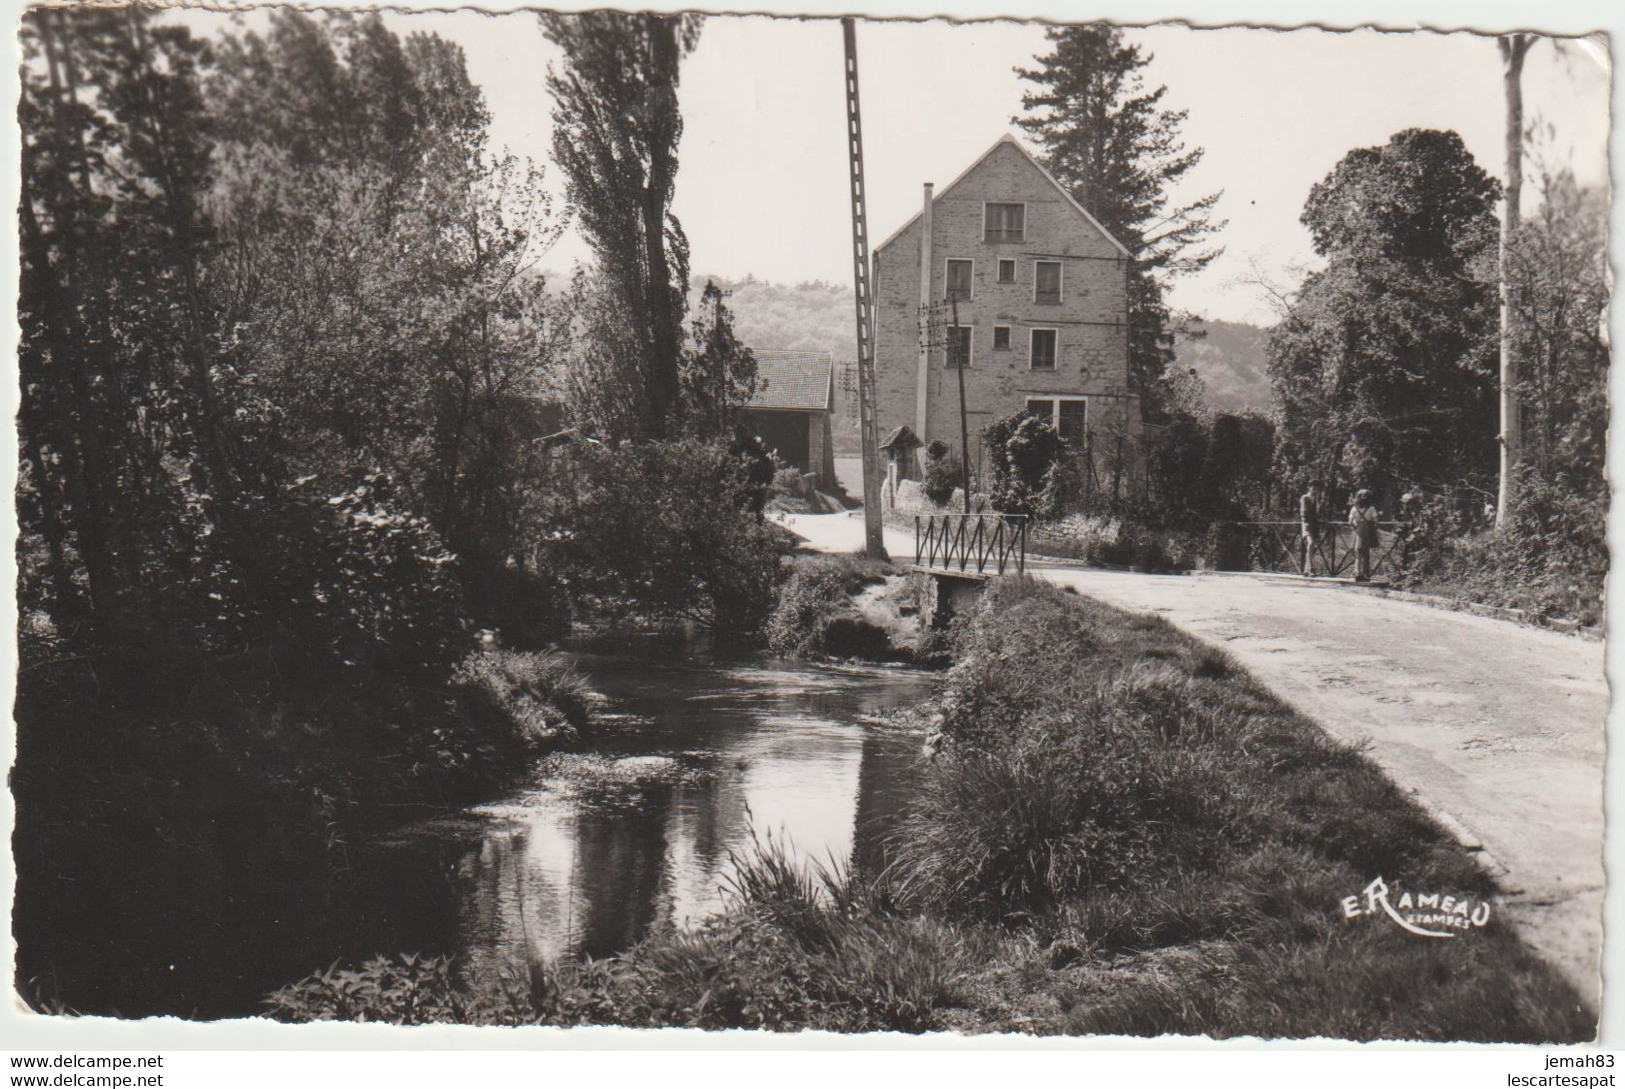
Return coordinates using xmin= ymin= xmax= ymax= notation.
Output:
xmin=741 ymin=348 xmax=836 ymax=489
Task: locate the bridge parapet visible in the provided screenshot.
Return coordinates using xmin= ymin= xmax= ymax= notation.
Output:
xmin=915 ymin=512 xmax=1027 ymax=576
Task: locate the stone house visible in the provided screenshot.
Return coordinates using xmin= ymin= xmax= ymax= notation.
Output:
xmin=740 ymin=348 xmax=837 ymax=489
xmin=871 ymin=134 xmax=1140 ymax=500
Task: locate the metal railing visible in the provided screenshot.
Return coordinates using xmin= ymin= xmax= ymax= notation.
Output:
xmin=916 ymin=513 xmax=1028 ymax=576
xmin=1219 ymin=521 xmax=1412 ymax=579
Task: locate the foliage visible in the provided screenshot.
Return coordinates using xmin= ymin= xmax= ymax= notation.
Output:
xmin=552 ymin=438 xmax=788 ymax=631
xmin=17 ymin=8 xmax=573 ymax=675
xmin=920 ymin=439 xmax=961 ymax=507
xmin=680 ymin=279 xmax=759 ymax=437
xmin=452 ymin=649 xmax=597 ymax=749
xmin=1399 ymin=469 xmax=1606 ymax=625
xmin=1268 ymin=129 xmax=1500 ymax=504
xmin=541 ymin=12 xmax=702 ymax=441
xmin=1016 ymin=25 xmax=1224 ymax=422
xmin=305 ymin=473 xmax=465 ymax=677
xmin=265 ymin=581 xmax=1593 ymax=1041
xmin=764 ymin=555 xmax=896 ymax=661
xmin=1141 ymin=409 xmax=1274 ymax=532
xmin=1506 ymin=171 xmax=1609 ymax=492
xmin=982 ymin=411 xmax=1064 ymax=518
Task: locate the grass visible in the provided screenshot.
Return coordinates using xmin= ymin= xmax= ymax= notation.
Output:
xmin=451 ymin=649 xmax=598 ymax=749
xmin=764 ymin=553 xmax=905 ymax=662
xmin=265 ymin=577 xmax=1594 ymax=1040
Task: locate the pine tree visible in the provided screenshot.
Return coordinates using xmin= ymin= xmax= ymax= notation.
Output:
xmin=1015 ymin=25 xmax=1223 ymax=423
xmin=680 ymin=281 xmax=758 ymax=438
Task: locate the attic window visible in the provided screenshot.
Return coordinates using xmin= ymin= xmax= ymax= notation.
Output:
xmin=985 ymin=203 xmax=1025 ymax=243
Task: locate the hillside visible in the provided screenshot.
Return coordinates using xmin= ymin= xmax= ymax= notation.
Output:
xmin=683 ymin=275 xmax=1278 ymax=422
xmin=688 ymin=274 xmax=858 ymax=361
xmin=1178 ymin=318 xmax=1276 ymax=414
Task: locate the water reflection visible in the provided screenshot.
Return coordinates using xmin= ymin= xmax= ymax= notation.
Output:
xmin=408 ymin=650 xmax=933 ymax=974
xmin=14 ymin=645 xmax=934 ymax=1017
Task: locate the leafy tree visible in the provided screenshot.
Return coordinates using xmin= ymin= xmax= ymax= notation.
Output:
xmin=207 ymin=11 xmax=573 ymax=629
xmin=1016 ymin=25 xmax=1224 ymax=422
xmin=1268 ymin=129 xmax=1500 ymax=505
xmin=1507 ymin=171 xmax=1608 ymax=493
xmin=1399 ymin=168 xmax=1611 ymax=623
xmin=541 ymin=12 xmax=702 ymax=441
xmin=18 ymin=8 xmax=570 ymax=671
xmin=19 ymin=6 xmax=230 ymax=658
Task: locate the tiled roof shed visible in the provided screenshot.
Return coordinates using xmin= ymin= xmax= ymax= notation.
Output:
xmin=747 ymin=349 xmax=834 ymax=413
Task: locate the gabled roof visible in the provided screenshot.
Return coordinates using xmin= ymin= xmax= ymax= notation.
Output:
xmin=874 ymin=133 xmax=1133 ymax=258
xmin=880 ymin=425 xmax=922 ymax=451
xmin=746 ymin=348 xmax=833 ymax=412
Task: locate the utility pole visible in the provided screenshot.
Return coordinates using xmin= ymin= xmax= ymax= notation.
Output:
xmin=1496 ymin=32 xmax=1535 ymax=529
xmin=841 ymin=17 xmax=887 ymax=559
xmin=949 ymin=296 xmax=971 ymax=513
xmin=919 ymin=296 xmax=973 ymax=513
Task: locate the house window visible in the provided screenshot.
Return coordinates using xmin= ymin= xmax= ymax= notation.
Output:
xmin=1029 ymin=328 xmax=1058 ymax=370
xmin=1035 ymin=261 xmax=1062 ymax=305
xmin=946 ymin=258 xmax=973 ymax=302
xmin=997 ymin=258 xmax=1016 ymax=283
xmin=985 ymin=203 xmax=1025 ymax=243
xmin=946 ymin=325 xmax=973 ymax=369
xmin=1026 ymin=396 xmax=1088 ymax=443
xmin=992 ymin=326 xmax=1011 ymax=351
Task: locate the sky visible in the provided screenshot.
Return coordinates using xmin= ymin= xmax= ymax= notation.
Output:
xmin=176 ymin=7 xmax=1611 ymax=326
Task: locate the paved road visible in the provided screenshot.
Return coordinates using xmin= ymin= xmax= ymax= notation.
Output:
xmin=780 ymin=511 xmax=1607 ymax=1010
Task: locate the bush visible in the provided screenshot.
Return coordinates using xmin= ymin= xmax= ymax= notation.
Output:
xmin=983 ymin=411 xmax=1063 ymax=518
xmin=764 ymin=556 xmax=896 ymax=661
xmin=1086 ymin=522 xmax=1182 ymax=573
xmin=555 ymin=438 xmax=789 ymax=631
xmin=899 ymin=662 xmax=1258 ymax=920
xmin=1398 ymin=471 xmax=1605 ymax=625
xmin=921 ymin=439 xmax=961 ymax=507
xmin=452 ymin=649 xmax=596 ymax=749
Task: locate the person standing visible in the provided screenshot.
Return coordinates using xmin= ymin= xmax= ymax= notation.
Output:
xmin=1349 ymin=489 xmax=1380 ymax=581
xmin=1299 ymin=480 xmax=1326 ymax=576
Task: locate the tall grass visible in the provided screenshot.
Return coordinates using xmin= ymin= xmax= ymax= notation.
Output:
xmin=266 ymin=575 xmax=1594 ymax=1040
xmin=452 ymin=648 xmax=596 ymax=749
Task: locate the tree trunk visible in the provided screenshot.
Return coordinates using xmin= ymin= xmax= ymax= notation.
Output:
xmin=1496 ymin=33 xmax=1534 ymax=528
xmin=640 ymin=14 xmax=682 ymax=439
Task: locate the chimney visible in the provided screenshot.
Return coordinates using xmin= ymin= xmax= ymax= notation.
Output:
xmin=915 ymin=182 xmax=933 ymax=442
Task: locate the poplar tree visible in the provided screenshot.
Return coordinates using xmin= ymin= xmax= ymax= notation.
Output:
xmin=541 ymin=12 xmax=702 ymax=441
xmin=1016 ymin=25 xmax=1223 ymax=423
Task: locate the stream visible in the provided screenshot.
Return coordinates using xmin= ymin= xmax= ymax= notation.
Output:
xmin=18 ymin=639 xmax=937 ymax=1019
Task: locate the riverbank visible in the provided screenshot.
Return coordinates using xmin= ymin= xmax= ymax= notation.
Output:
xmin=267 ymin=578 xmax=1591 ymax=1040
xmin=12 ymin=643 xmax=594 ymax=1016
xmin=765 ymin=552 xmax=942 ymax=666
